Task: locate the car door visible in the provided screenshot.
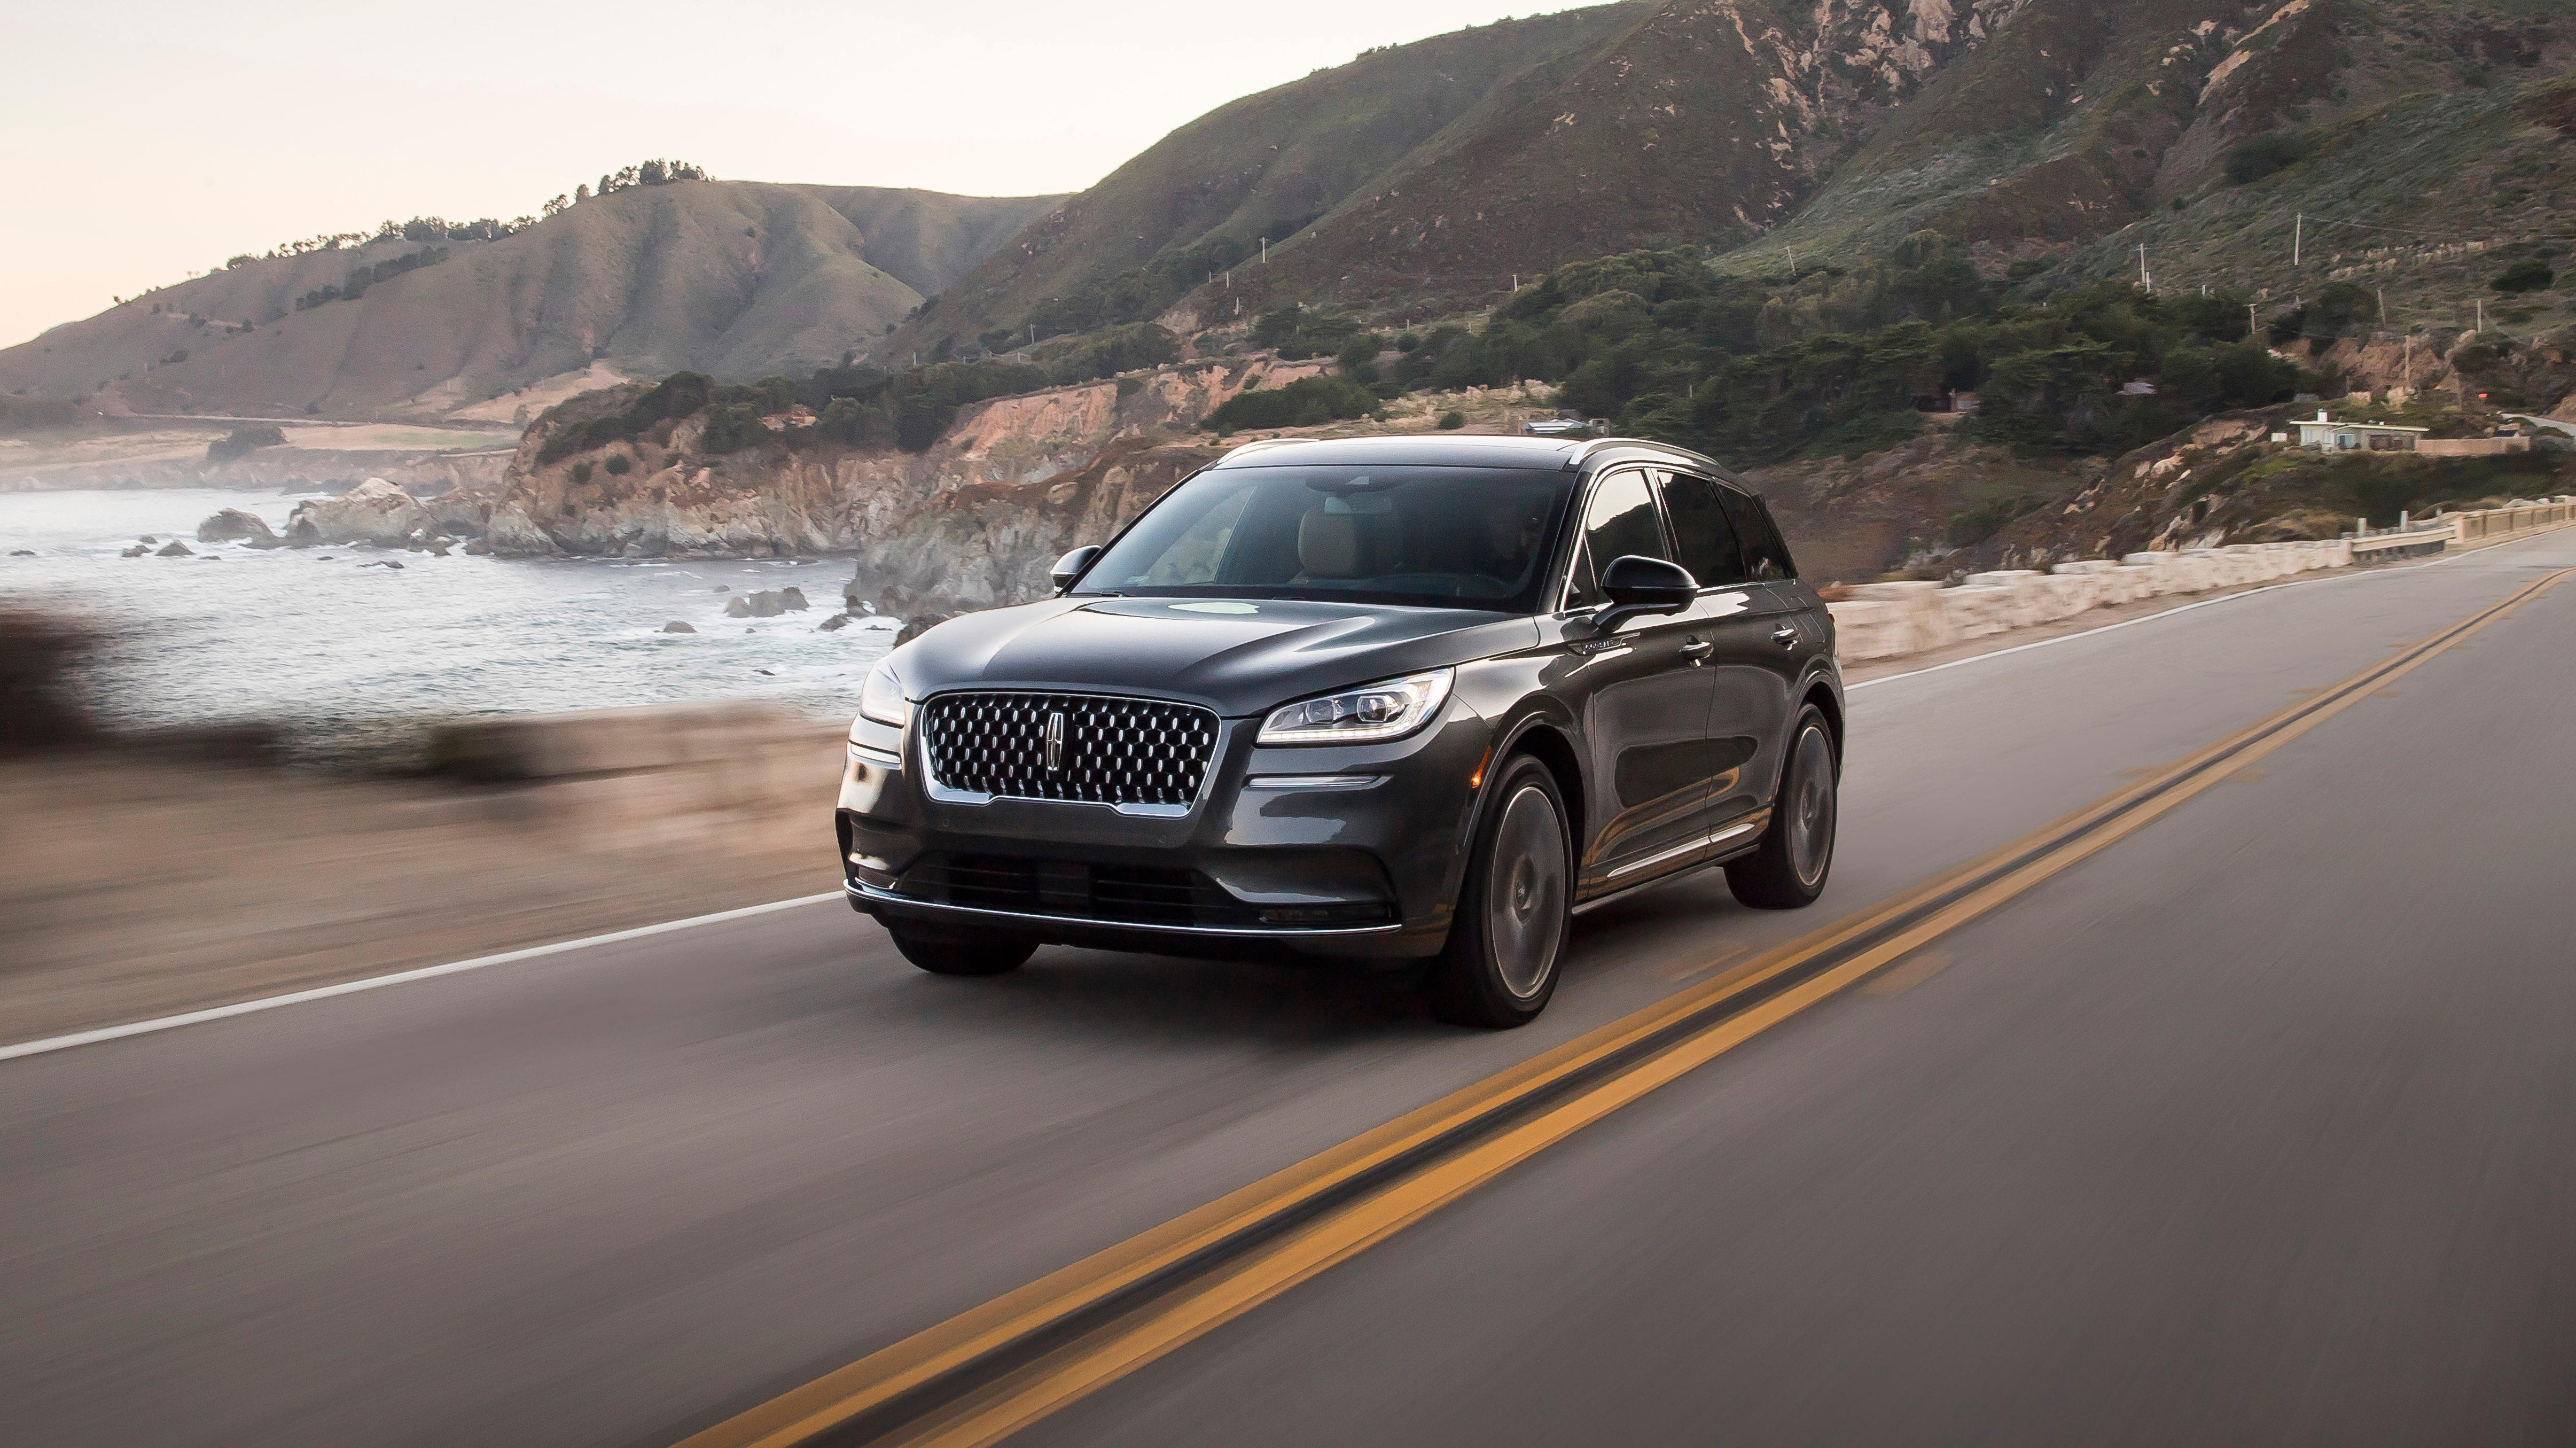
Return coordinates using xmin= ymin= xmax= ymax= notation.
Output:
xmin=1714 ymin=482 xmax=1809 ymax=815
xmin=1659 ymin=469 xmax=1791 ymax=840
xmin=1557 ymin=467 xmax=1717 ymax=890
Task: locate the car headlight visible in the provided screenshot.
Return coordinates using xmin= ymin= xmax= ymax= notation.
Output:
xmin=859 ymin=657 xmax=910 ymax=728
xmin=1258 ymin=668 xmax=1454 ymax=746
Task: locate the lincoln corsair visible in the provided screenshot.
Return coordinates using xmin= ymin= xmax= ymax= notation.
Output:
xmin=838 ymin=434 xmax=1843 ymax=1026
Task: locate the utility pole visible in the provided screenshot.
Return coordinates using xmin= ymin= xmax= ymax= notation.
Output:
xmin=2138 ymin=244 xmax=2148 ymax=289
xmin=2377 ymin=287 xmax=2385 ymax=328
xmin=2248 ymin=302 xmax=2259 ymax=338
xmin=2476 ymin=297 xmax=2485 ymax=333
xmin=1260 ymin=237 xmax=1267 ymax=264
xmin=2293 ymin=213 xmax=2301 ymax=268
xmin=1786 ymin=244 xmax=1796 ymax=271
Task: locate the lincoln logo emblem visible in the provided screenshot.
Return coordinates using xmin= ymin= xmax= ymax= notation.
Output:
xmin=1043 ymin=711 xmax=1066 ymax=774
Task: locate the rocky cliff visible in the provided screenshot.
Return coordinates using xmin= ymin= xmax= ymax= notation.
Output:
xmin=842 ymin=439 xmax=1223 ymax=626
xmin=481 ymin=354 xmax=1323 ymax=560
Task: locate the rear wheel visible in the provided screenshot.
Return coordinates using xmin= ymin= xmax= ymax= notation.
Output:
xmin=888 ymin=924 xmax=1036 ymax=976
xmin=1429 ymin=756 xmax=1572 ymax=1029
xmin=1726 ymin=704 xmax=1837 ymax=909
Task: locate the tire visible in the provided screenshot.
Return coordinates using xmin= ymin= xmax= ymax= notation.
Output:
xmin=1428 ymin=755 xmax=1573 ymax=1029
xmin=888 ymin=924 xmax=1036 ymax=976
xmin=1726 ymin=704 xmax=1838 ymax=910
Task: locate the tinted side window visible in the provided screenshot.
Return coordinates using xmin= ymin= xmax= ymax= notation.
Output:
xmin=1661 ymin=472 xmax=1750 ymax=588
xmin=1719 ymin=488 xmax=1797 ymax=582
xmin=1563 ymin=471 xmax=1669 ymax=610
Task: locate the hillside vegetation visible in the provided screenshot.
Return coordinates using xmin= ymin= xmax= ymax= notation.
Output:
xmin=0 ymin=181 xmax=1059 ymax=421
xmin=893 ymin=0 xmax=2571 ymax=361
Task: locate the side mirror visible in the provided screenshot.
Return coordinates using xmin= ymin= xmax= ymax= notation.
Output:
xmin=1050 ymin=544 xmax=1103 ymax=594
xmin=1591 ymin=554 xmax=1696 ymax=628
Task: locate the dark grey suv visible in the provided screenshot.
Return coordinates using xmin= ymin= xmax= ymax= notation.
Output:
xmin=838 ymin=434 xmax=1842 ymax=1026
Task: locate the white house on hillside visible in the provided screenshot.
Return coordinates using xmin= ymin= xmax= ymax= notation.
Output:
xmin=2293 ymin=410 xmax=2427 ymax=453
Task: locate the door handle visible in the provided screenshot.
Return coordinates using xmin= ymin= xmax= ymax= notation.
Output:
xmin=1770 ymin=627 xmax=1799 ymax=649
xmin=1680 ymin=639 xmax=1714 ymax=659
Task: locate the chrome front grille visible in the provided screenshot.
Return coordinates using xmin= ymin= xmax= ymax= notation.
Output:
xmin=919 ymin=691 xmax=1219 ymax=808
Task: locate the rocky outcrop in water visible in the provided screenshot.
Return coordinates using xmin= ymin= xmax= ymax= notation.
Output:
xmin=283 ymin=479 xmax=437 ymax=548
xmin=197 ymin=509 xmax=281 ymax=546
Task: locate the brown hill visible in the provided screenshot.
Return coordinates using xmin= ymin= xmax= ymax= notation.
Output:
xmin=887 ymin=3 xmax=1655 ymax=355
xmin=0 ymin=182 xmax=1058 ymax=421
xmin=899 ymin=0 xmax=2569 ymax=348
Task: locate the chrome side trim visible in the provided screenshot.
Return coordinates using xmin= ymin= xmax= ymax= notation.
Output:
xmin=1599 ymin=814 xmax=1767 ymax=881
xmin=848 ymin=882 xmax=1403 ymax=938
xmin=1573 ymin=810 xmax=1770 ymax=915
xmin=1603 ymin=835 xmax=1710 ymax=881
xmin=1241 ymin=774 xmax=1385 ymax=791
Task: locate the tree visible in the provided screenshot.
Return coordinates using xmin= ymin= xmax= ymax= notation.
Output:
xmin=573 ymin=183 xmax=590 ymax=204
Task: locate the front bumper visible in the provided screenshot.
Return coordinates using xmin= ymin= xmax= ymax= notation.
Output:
xmin=836 ymin=702 xmax=1492 ymax=960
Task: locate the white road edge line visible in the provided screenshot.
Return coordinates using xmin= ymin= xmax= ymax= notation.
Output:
xmin=1849 ymin=532 xmax=2541 ymax=691
xmin=0 ymin=891 xmax=846 ymax=1064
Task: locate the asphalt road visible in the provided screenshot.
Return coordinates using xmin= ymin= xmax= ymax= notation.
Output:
xmin=7 ymin=532 xmax=2573 ymax=1447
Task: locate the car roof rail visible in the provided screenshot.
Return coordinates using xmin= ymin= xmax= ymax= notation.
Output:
xmin=1567 ymin=436 xmax=1725 ymax=472
xmin=1214 ymin=438 xmax=1303 ymax=465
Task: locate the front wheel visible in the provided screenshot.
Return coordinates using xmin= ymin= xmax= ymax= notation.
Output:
xmin=888 ymin=924 xmax=1036 ymax=976
xmin=1428 ymin=755 xmax=1572 ymax=1029
xmin=1726 ymin=704 xmax=1838 ymax=909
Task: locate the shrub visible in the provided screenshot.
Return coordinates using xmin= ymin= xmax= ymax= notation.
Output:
xmin=1947 ymin=491 xmax=2047 ymax=546
xmin=604 ymin=452 xmax=634 ymax=476
xmin=569 ymin=461 xmax=594 ymax=484
xmin=0 ymin=609 xmax=98 ymax=754
xmin=2492 ymin=259 xmax=2556 ymax=294
xmin=1437 ymin=409 xmax=1466 ymax=430
xmin=2225 ymin=133 xmax=2311 ymax=185
xmin=206 ymin=425 xmax=286 ymax=464
xmin=1201 ymin=375 xmax=1383 ymax=433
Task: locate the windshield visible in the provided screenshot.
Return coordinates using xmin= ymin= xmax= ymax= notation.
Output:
xmin=1072 ymin=464 xmax=1576 ymax=611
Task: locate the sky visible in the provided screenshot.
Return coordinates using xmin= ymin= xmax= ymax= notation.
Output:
xmin=0 ymin=0 xmax=1555 ymax=349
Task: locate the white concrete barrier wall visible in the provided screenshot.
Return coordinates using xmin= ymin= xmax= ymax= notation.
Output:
xmin=1829 ymin=541 xmax=2355 ymax=664
xmin=1831 ymin=500 xmax=2574 ymax=665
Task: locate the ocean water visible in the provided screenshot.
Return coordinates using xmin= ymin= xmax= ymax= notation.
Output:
xmin=0 ymin=488 xmax=896 ymax=750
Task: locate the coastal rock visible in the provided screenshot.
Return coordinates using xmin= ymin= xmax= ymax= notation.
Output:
xmin=155 ymin=540 xmax=193 ymax=557
xmin=121 ymin=545 xmax=149 ymax=557
xmin=10 ymin=549 xmax=35 ymax=557
xmin=662 ymin=620 xmax=697 ymax=633
xmin=893 ymin=613 xmax=950 ymax=645
xmin=816 ymin=613 xmax=850 ymax=632
xmin=284 ymin=478 xmax=436 ymax=548
xmin=197 ymin=509 xmax=279 ymax=545
xmin=722 ymin=589 xmax=801 ymax=619
xmin=846 ymin=439 xmax=1219 ymax=622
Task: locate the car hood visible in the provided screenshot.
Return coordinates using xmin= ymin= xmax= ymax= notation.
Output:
xmin=888 ymin=597 xmax=1538 ymax=717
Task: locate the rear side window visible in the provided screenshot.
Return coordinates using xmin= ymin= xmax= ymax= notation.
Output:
xmin=1563 ymin=470 xmax=1670 ymax=610
xmin=1719 ymin=488 xmax=1797 ymax=582
xmin=1660 ymin=472 xmax=1751 ymax=589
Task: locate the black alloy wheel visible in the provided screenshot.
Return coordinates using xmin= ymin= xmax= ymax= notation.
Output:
xmin=1430 ymin=754 xmax=1573 ymax=1028
xmin=1726 ymin=703 xmax=1837 ymax=909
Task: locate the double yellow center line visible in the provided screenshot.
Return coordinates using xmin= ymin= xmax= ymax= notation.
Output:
xmin=681 ymin=566 xmax=2569 ymax=1448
